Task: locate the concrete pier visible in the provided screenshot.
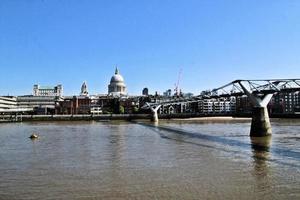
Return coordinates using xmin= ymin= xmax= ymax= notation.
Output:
xmin=150 ymin=105 xmax=161 ymax=122
xmin=142 ymin=103 xmax=161 ymax=122
xmin=238 ymin=82 xmax=273 ymax=137
xmin=250 ymin=107 xmax=272 ymax=137
xmin=152 ymin=112 xmax=159 ymax=122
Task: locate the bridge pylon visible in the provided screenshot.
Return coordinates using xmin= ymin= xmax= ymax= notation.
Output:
xmin=238 ymin=82 xmax=273 ymax=137
xmin=145 ymin=103 xmax=161 ymax=122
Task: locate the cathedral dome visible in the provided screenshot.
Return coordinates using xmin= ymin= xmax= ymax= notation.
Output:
xmin=108 ymin=67 xmax=127 ymax=96
xmin=110 ymin=73 xmax=124 ymax=83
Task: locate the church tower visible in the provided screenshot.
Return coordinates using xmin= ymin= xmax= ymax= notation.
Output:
xmin=80 ymin=81 xmax=89 ymax=96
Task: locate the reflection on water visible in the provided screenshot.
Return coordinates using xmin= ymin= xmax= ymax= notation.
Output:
xmin=250 ymin=136 xmax=271 ymax=183
xmin=251 ymin=136 xmax=271 ymax=160
xmin=0 ymin=120 xmax=299 ymax=199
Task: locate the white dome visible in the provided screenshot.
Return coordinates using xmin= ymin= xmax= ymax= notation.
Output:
xmin=108 ymin=67 xmax=127 ymax=96
xmin=110 ymin=74 xmax=124 ymax=83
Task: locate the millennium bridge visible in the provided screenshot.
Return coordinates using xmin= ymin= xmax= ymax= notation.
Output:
xmin=144 ymin=79 xmax=300 ymax=137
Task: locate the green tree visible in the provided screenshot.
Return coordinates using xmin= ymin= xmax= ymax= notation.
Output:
xmin=133 ymin=106 xmax=139 ymax=113
xmin=119 ymin=105 xmax=125 ymax=114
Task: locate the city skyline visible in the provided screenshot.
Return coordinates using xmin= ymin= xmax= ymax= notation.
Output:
xmin=1 ymin=0 xmax=300 ymax=96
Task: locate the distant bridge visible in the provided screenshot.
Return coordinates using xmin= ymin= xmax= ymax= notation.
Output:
xmin=210 ymin=79 xmax=300 ymax=97
xmin=144 ymin=79 xmax=300 ymax=137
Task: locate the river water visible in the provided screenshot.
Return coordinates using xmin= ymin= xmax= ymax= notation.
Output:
xmin=0 ymin=119 xmax=299 ymax=199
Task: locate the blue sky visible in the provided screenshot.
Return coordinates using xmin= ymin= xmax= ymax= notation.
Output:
xmin=1 ymin=0 xmax=300 ymax=96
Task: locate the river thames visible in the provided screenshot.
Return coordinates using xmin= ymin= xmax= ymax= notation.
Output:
xmin=0 ymin=118 xmax=299 ymax=199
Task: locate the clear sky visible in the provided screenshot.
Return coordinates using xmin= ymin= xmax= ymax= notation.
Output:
xmin=1 ymin=0 xmax=300 ymax=96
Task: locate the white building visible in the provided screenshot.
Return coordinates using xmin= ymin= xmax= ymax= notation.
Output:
xmin=17 ymin=96 xmax=62 ymax=114
xmin=108 ymin=68 xmax=127 ymax=96
xmin=0 ymin=96 xmax=18 ymax=110
xmin=0 ymin=96 xmax=33 ymax=113
xmin=199 ymin=97 xmax=236 ymax=114
xmin=33 ymin=84 xmax=63 ymax=96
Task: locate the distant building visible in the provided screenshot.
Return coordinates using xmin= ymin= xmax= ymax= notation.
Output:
xmin=57 ymin=96 xmax=91 ymax=115
xmin=108 ymin=67 xmax=127 ymax=96
xmin=199 ymin=97 xmax=236 ymax=114
xmin=90 ymin=95 xmax=103 ymax=114
xmin=234 ymin=89 xmax=300 ymax=115
xmin=163 ymin=89 xmax=172 ymax=97
xmin=80 ymin=81 xmax=89 ymax=96
xmin=235 ymin=95 xmax=252 ymax=114
xmin=183 ymin=93 xmax=194 ymax=98
xmin=199 ymin=99 xmax=213 ymax=113
xmin=142 ymin=88 xmax=149 ymax=96
xmin=269 ymin=89 xmax=300 ymax=114
xmin=17 ymin=95 xmax=61 ymax=115
xmin=33 ymin=84 xmax=63 ymax=96
xmin=280 ymin=90 xmax=300 ymax=114
xmin=119 ymin=96 xmax=140 ymax=114
xmin=0 ymin=96 xmax=18 ymax=113
xmin=0 ymin=96 xmax=33 ymax=114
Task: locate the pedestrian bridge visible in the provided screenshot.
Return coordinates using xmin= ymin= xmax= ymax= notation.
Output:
xmin=143 ymin=79 xmax=300 ymax=137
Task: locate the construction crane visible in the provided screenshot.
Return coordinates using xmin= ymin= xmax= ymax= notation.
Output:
xmin=174 ymin=68 xmax=182 ymax=97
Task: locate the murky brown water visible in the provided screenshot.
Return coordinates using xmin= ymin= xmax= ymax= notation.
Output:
xmin=0 ymin=119 xmax=299 ymax=199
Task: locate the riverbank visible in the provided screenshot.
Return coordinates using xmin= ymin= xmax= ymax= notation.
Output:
xmin=0 ymin=114 xmax=151 ymax=122
xmin=0 ymin=113 xmax=299 ymax=123
xmin=0 ymin=113 xmax=235 ymax=122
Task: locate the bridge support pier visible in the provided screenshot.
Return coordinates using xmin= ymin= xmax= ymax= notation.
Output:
xmin=152 ymin=109 xmax=159 ymax=122
xmin=238 ymin=82 xmax=273 ymax=137
xmin=145 ymin=103 xmax=161 ymax=122
xmin=250 ymin=107 xmax=272 ymax=137
xmin=151 ymin=105 xmax=161 ymax=122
